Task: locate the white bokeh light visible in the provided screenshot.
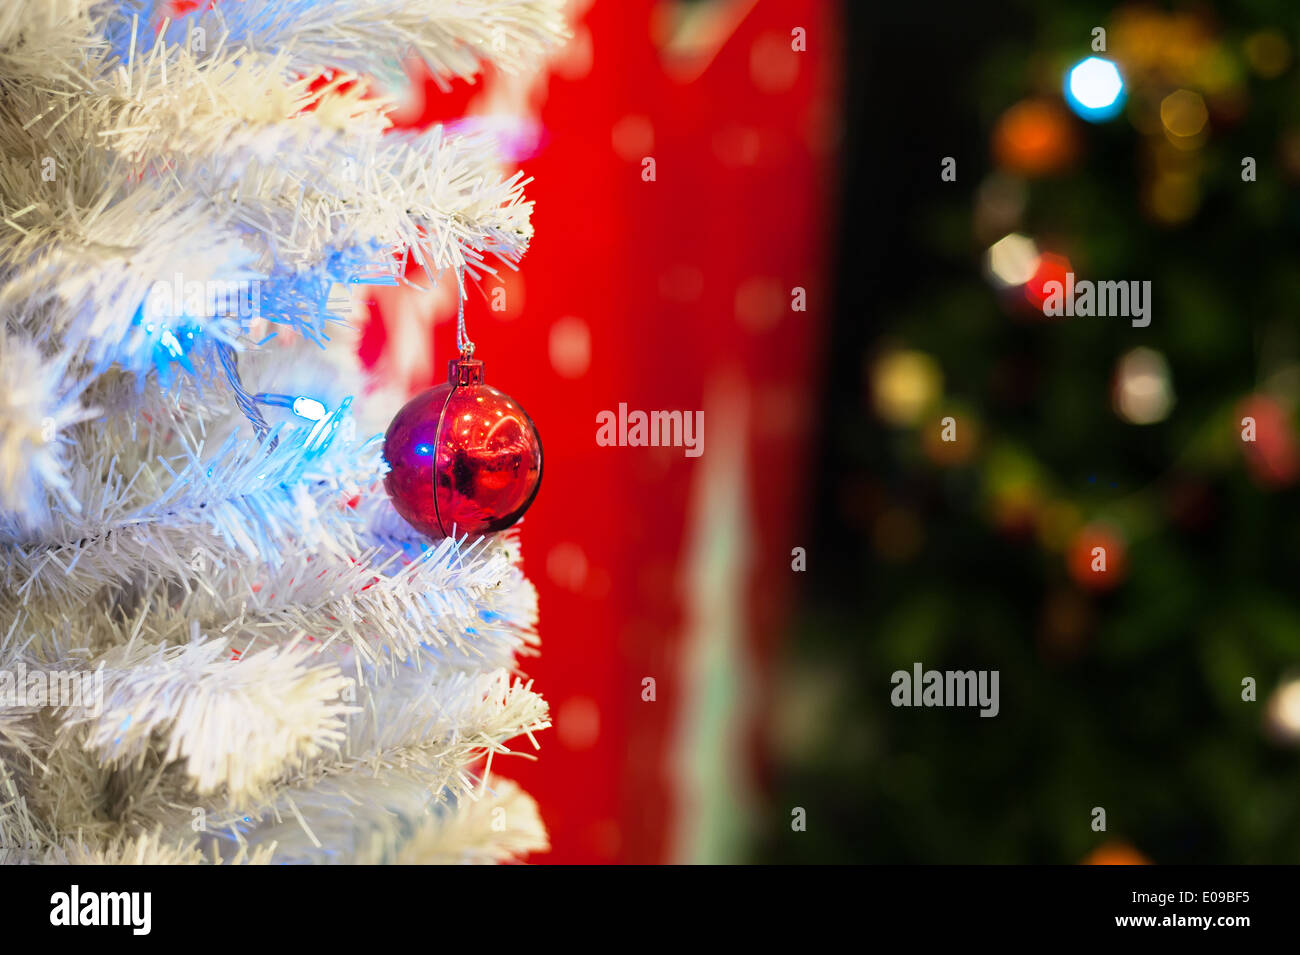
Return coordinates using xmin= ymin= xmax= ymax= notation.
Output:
xmin=1071 ymin=56 xmax=1123 ymax=116
xmin=986 ymin=233 xmax=1041 ymax=287
xmin=1114 ymin=347 xmax=1175 ymax=425
xmin=1267 ymin=677 xmax=1300 ymax=742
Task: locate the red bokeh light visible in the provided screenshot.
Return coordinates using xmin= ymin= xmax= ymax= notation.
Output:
xmin=1023 ymin=252 xmax=1072 ymax=311
xmin=1067 ymin=523 xmax=1127 ymax=592
xmin=1237 ymin=395 xmax=1300 ymax=488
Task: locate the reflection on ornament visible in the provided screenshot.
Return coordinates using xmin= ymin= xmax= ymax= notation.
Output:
xmin=384 ymin=357 xmax=542 ymax=539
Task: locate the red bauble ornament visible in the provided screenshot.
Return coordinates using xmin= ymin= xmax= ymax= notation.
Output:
xmin=383 ymin=357 xmax=542 ymax=538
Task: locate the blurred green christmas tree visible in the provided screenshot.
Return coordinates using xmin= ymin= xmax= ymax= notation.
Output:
xmin=761 ymin=0 xmax=1300 ymax=865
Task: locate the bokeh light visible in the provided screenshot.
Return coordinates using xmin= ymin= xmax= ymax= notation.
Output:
xmin=973 ymin=173 xmax=1027 ymax=242
xmin=1159 ymin=89 xmax=1209 ymax=146
xmin=985 ymin=446 xmax=1045 ymax=535
xmin=1113 ymin=347 xmax=1174 ymax=425
xmin=1035 ymin=499 xmax=1083 ymax=553
xmin=1023 ymin=252 xmax=1072 ymax=311
xmin=1067 ymin=523 xmax=1126 ymax=592
xmin=1146 ymin=168 xmax=1201 ymax=224
xmin=1064 ymin=56 xmax=1125 ymax=122
xmin=1265 ymin=676 xmax=1300 ymax=744
xmin=1243 ymin=29 xmax=1291 ymax=78
xmin=1083 ymin=841 xmax=1151 ymax=865
xmin=922 ymin=406 xmax=979 ymax=466
xmin=992 ymin=98 xmax=1077 ymax=176
xmin=1236 ymin=395 xmax=1300 ymax=488
xmin=985 ymin=233 xmax=1040 ymax=287
xmin=869 ymin=350 xmax=942 ymax=426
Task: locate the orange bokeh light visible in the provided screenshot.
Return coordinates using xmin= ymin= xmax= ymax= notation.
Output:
xmin=993 ymin=99 xmax=1079 ymax=177
xmin=1083 ymin=841 xmax=1151 ymax=865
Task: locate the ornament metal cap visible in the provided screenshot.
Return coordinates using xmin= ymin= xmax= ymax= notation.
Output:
xmin=449 ymin=357 xmax=485 ymax=386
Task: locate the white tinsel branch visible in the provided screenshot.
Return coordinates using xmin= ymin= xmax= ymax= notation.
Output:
xmin=0 ymin=0 xmax=564 ymax=866
xmin=110 ymin=0 xmax=570 ymax=86
xmin=62 ymin=633 xmax=356 ymax=799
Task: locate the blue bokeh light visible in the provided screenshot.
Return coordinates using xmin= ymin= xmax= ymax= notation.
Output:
xmin=1064 ymin=56 xmax=1125 ymax=122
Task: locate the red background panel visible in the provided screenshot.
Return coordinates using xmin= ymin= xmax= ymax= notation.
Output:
xmin=366 ymin=0 xmax=840 ymax=863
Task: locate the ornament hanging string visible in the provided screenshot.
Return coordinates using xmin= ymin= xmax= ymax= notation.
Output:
xmin=454 ymin=265 xmax=475 ymax=358
xmin=219 ymin=266 xmax=475 ymax=444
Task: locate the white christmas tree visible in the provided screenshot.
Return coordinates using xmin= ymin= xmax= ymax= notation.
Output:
xmin=0 ymin=0 xmax=567 ymax=864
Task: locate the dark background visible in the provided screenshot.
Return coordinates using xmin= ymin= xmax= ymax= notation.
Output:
xmin=760 ymin=0 xmax=1300 ymax=864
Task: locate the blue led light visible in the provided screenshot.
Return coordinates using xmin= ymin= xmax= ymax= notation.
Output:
xmin=125 ymin=303 xmax=203 ymax=385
